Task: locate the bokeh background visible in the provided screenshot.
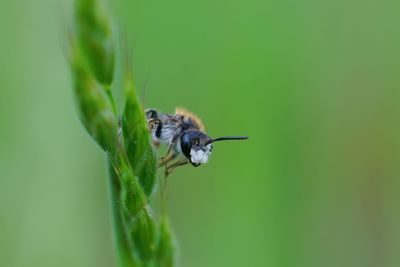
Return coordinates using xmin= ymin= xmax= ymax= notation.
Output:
xmin=1 ymin=0 xmax=400 ymax=266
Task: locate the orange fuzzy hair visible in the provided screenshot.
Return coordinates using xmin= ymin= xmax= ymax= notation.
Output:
xmin=175 ymin=107 xmax=205 ymax=132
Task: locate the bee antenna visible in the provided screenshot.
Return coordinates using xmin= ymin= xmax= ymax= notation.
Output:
xmin=206 ymin=136 xmax=249 ymax=145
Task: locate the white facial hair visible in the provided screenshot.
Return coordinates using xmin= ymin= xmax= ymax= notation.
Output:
xmin=190 ymin=144 xmax=212 ymax=164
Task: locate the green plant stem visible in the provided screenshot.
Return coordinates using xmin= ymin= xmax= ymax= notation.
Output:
xmin=107 ymin=156 xmax=137 ymax=267
xmin=160 ymin=175 xmax=168 ymax=219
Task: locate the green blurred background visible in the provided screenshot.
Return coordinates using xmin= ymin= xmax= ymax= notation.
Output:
xmin=1 ymin=0 xmax=400 ymax=266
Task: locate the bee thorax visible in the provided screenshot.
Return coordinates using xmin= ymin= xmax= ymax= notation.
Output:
xmin=159 ymin=122 xmax=178 ymax=144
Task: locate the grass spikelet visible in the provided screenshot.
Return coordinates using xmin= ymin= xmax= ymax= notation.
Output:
xmin=69 ymin=47 xmax=117 ymax=152
xmin=67 ymin=0 xmax=177 ymax=266
xmin=74 ymin=0 xmax=115 ymax=85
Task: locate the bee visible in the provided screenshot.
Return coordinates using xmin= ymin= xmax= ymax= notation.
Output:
xmin=145 ymin=107 xmax=249 ymax=176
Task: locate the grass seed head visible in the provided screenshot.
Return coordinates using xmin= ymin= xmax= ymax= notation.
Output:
xmin=74 ymin=0 xmax=115 ymax=85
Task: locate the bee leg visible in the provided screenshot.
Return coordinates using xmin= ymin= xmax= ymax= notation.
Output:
xmin=165 ymin=159 xmax=189 ymax=177
xmin=158 ymin=152 xmax=177 ymax=167
xmin=159 ymin=141 xmax=175 ymax=162
xmin=159 ymin=132 xmax=182 ymax=166
xmin=152 ymin=139 xmax=160 ymax=148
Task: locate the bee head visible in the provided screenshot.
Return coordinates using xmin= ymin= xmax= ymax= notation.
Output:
xmin=180 ymin=131 xmax=249 ymax=167
xmin=180 ymin=130 xmax=213 ymax=167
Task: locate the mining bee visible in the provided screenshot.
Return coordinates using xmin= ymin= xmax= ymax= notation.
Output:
xmin=145 ymin=107 xmax=249 ymax=176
